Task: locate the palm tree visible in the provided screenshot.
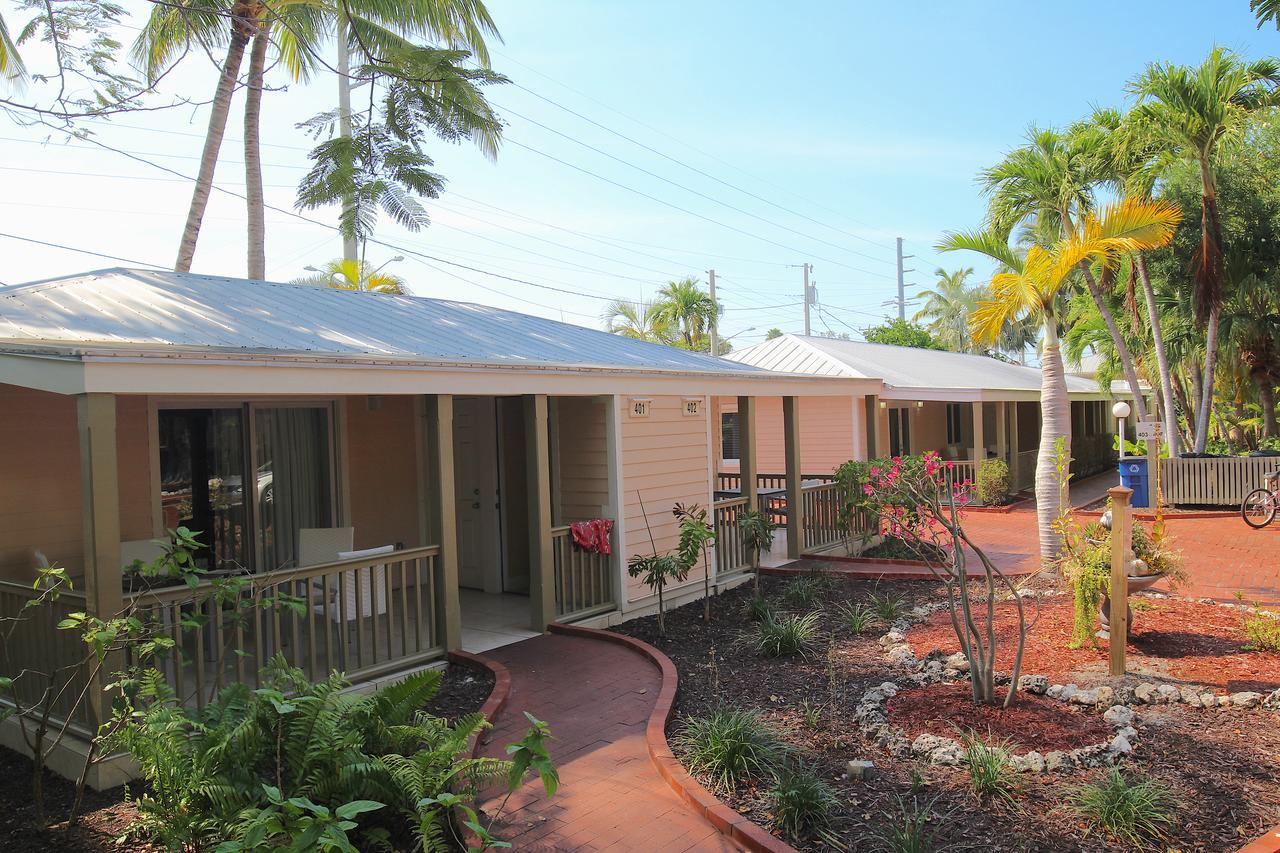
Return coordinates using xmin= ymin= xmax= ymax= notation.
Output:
xmin=654 ymin=277 xmax=718 ymax=349
xmin=293 ymin=258 xmax=408 ymax=294
xmin=1127 ymin=47 xmax=1280 ymax=452
xmin=981 ymin=125 xmax=1153 ymax=422
xmin=943 ymin=197 xmax=1181 ymax=564
xmin=912 ymin=267 xmax=979 ymax=352
xmin=602 ymin=299 xmax=673 ymax=344
xmin=1223 ymin=270 xmax=1280 ymax=438
xmin=0 ymin=13 xmax=25 ymax=84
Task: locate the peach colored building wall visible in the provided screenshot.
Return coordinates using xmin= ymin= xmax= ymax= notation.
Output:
xmin=344 ymin=396 xmax=423 ymax=550
xmin=714 ymin=395 xmax=861 ymax=475
xmin=553 ymin=396 xmax=610 ymax=523
xmin=0 ymin=385 xmax=153 ymax=582
xmin=619 ymin=395 xmax=712 ymax=602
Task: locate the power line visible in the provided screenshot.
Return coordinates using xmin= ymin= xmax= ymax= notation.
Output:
xmin=0 ymin=231 xmax=166 ymax=268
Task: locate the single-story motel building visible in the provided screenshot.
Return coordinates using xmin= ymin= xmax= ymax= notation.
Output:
xmin=0 ymin=269 xmax=1134 ymax=785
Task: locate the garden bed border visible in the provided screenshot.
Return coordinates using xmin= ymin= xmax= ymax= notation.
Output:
xmin=548 ymin=621 xmax=798 ymax=853
xmin=447 ymin=649 xmax=512 ymax=761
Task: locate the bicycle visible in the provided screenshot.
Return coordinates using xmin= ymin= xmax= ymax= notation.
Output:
xmin=1241 ymin=471 xmax=1280 ymax=529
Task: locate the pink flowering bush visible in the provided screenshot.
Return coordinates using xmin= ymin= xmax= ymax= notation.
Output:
xmin=833 ymin=452 xmax=1027 ymax=707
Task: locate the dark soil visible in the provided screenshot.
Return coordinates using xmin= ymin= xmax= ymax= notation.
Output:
xmin=613 ymin=573 xmax=1280 ymax=852
xmin=908 ymin=594 xmax=1280 ymax=694
xmin=887 ymin=682 xmax=1113 ymax=753
xmin=861 ymin=535 xmax=946 ymax=563
xmin=0 ymin=659 xmax=495 ymax=852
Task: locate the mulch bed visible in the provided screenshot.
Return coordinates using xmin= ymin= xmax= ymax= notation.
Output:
xmin=0 ymin=659 xmax=495 ymax=852
xmin=908 ymin=594 xmax=1280 ymax=694
xmin=887 ymin=682 xmax=1113 ymax=753
xmin=613 ymin=573 xmax=1280 ymax=851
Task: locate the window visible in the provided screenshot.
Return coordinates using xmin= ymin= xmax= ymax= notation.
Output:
xmin=159 ymin=405 xmax=335 ymax=574
xmin=888 ymin=408 xmax=911 ymax=457
xmin=946 ymin=403 xmax=964 ymax=446
xmin=721 ymin=412 xmax=740 ymax=461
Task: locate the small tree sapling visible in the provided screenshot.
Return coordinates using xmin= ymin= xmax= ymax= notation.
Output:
xmin=674 ymin=502 xmax=717 ymax=622
xmin=738 ymin=508 xmax=777 ymax=596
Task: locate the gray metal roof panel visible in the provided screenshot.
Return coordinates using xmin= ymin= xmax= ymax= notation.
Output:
xmin=0 ymin=269 xmax=765 ymax=374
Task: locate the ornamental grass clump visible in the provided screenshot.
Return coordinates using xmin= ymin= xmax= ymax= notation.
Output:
xmin=1070 ymin=769 xmax=1176 ymax=846
xmin=784 ymin=574 xmax=827 ymax=607
xmin=876 ymin=795 xmax=946 ymax=853
xmin=869 ymin=589 xmax=907 ymax=623
xmin=672 ymin=709 xmax=785 ymax=793
xmin=962 ymin=731 xmax=1019 ymax=803
xmin=836 ymin=601 xmax=876 ymax=633
xmin=757 ymin=611 xmax=821 ymax=657
xmin=768 ymin=763 xmax=838 ymax=837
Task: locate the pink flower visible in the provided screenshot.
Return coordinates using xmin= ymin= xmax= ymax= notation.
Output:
xmin=862 ymin=484 xmax=875 ymax=496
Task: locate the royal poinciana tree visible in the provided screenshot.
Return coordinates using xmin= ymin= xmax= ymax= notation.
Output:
xmin=841 ymin=453 xmax=1028 ymax=707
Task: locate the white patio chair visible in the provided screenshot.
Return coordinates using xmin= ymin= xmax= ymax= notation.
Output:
xmin=313 ymin=544 xmax=393 ymax=623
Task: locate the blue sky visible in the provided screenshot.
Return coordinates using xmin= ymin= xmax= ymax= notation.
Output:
xmin=2 ymin=1 xmax=1275 ymax=346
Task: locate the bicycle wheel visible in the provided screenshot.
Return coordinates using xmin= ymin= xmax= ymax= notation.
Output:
xmin=1242 ymin=488 xmax=1277 ymax=529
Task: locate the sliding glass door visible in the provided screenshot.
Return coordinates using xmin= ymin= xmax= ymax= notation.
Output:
xmin=158 ymin=403 xmax=335 ymax=574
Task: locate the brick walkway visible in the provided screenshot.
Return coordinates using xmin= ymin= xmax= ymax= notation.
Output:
xmin=475 ymin=633 xmax=739 ymax=852
xmin=960 ymin=505 xmax=1280 ymax=605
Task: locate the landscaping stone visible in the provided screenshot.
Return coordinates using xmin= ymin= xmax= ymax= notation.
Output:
xmin=845 ymin=759 xmax=874 ymax=781
xmin=1044 ymin=750 xmax=1070 ymax=772
xmin=1181 ymin=687 xmax=1204 ymax=708
xmin=1093 ymin=686 xmax=1114 ymax=706
xmin=944 ymin=652 xmax=969 ymax=672
xmin=1019 ymin=674 xmax=1049 ymax=694
xmin=1108 ymin=733 xmax=1133 ymax=756
xmin=1059 ymin=684 xmax=1079 ymax=702
xmin=910 ymin=733 xmax=946 ymax=756
xmin=1156 ymin=684 xmax=1181 ymax=703
xmin=1264 ymin=688 xmax=1280 ymax=710
xmin=1022 ymin=750 xmax=1045 ymax=773
xmin=1070 ymin=688 xmax=1099 ymax=706
xmin=1103 ymin=705 xmax=1135 ymax=727
xmin=1218 ymin=695 xmax=1232 ymax=707
xmin=879 ymin=629 xmax=905 ymax=647
xmin=1133 ymin=683 xmax=1159 ymax=704
xmin=1230 ymin=691 xmax=1263 ymax=709
xmin=887 ymin=644 xmax=917 ymax=666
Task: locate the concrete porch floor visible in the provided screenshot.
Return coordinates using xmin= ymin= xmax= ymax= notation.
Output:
xmin=459 ymin=589 xmax=540 ymax=653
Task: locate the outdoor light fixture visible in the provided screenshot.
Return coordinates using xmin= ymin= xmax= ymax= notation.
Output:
xmin=879 ymin=401 xmax=887 ymax=409
xmin=1113 ymin=401 xmax=1131 ymax=462
xmin=916 ymin=401 xmax=925 ymax=409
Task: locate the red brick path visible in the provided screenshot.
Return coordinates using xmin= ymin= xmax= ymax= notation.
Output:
xmin=960 ymin=505 xmax=1280 ymax=605
xmin=476 ymin=633 xmax=740 ymax=852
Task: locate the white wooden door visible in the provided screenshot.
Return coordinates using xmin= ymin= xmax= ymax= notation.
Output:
xmin=453 ymin=397 xmax=500 ymax=590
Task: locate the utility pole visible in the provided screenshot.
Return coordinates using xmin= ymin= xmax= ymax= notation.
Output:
xmin=707 ymin=268 xmax=718 ymax=356
xmin=895 ymin=237 xmax=914 ymax=321
xmin=802 ymin=263 xmax=813 ymax=336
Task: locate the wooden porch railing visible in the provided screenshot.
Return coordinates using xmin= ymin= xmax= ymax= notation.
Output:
xmin=0 ymin=582 xmax=94 ymax=736
xmin=712 ymin=496 xmax=752 ymax=577
xmin=716 ymin=472 xmax=836 ymax=492
xmin=124 ymin=545 xmax=443 ymax=710
xmin=945 ymin=460 xmax=978 ymax=491
xmin=1013 ymin=449 xmax=1038 ymax=491
xmin=800 ymin=481 xmax=843 ymax=551
xmin=550 ymin=526 xmax=615 ymax=621
xmin=1161 ymin=456 xmax=1279 ymax=505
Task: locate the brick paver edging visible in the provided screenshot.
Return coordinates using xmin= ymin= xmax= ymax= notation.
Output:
xmin=1074 ymin=508 xmax=1238 ymax=521
xmin=1239 ymin=823 xmax=1280 ymax=853
xmin=782 ymin=554 xmax=1038 ymax=581
xmin=447 ymin=649 xmax=512 ymax=760
xmin=548 ymin=622 xmax=798 ymax=853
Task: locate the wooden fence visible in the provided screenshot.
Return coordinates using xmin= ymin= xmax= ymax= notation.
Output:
xmin=1161 ymin=456 xmax=1279 ymax=506
xmin=712 ymin=496 xmax=752 ymax=577
xmin=550 ymin=526 xmax=615 ymax=621
xmin=715 ymin=472 xmax=837 ymax=492
xmin=124 ymin=545 xmax=443 ymax=710
xmin=800 ymin=481 xmax=843 ymax=552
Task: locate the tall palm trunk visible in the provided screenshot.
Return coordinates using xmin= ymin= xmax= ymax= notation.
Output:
xmin=1193 ymin=166 xmax=1225 ymax=453
xmin=336 ymin=16 xmax=358 ymax=264
xmin=244 ymin=15 xmax=270 ymax=280
xmin=1037 ymin=318 xmax=1071 ymax=567
xmin=1135 ymin=254 xmax=1181 ymax=456
xmin=1196 ymin=301 xmax=1221 ymax=452
xmin=1079 ymin=265 xmax=1148 ymax=421
xmin=175 ymin=4 xmax=254 ymax=272
xmin=1258 ymin=375 xmax=1278 ymax=438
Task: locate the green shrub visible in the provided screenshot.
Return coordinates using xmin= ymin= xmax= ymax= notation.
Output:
xmin=975 ymin=458 xmax=1010 ymax=505
xmin=1070 ymin=769 xmax=1176 ymax=846
xmin=1244 ymin=611 xmax=1280 ymax=652
xmin=799 ymin=699 xmax=822 ymax=729
xmin=747 ymin=595 xmax=775 ymax=623
xmin=869 ymin=589 xmax=906 ymax=623
xmin=836 ymin=601 xmax=876 ymax=633
xmin=757 ymin=611 xmax=822 ymax=657
xmin=876 ymin=795 xmax=944 ymax=853
xmin=768 ymin=764 xmax=838 ymax=836
xmin=961 ymin=732 xmax=1018 ymax=802
xmin=784 ymin=575 xmax=827 ymax=607
xmin=672 ymin=710 xmax=785 ymax=792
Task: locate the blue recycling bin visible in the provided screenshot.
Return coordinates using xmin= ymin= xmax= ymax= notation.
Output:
xmin=1118 ymin=457 xmax=1150 ymax=508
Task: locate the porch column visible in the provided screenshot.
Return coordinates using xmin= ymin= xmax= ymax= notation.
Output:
xmin=996 ymin=401 xmax=1008 ymax=463
xmin=737 ymin=396 xmax=758 ymax=512
xmin=78 ymin=393 xmax=121 ymax=727
xmin=783 ymin=396 xmax=803 ymax=559
xmin=863 ymin=394 xmax=880 ymax=459
xmin=971 ymin=401 xmax=986 ymax=463
xmin=525 ymin=395 xmax=556 ymax=632
xmin=1009 ymin=402 xmax=1022 ymax=490
xmin=426 ymin=395 xmax=462 ymax=651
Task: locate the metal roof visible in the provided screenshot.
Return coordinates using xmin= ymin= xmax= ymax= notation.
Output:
xmin=725 ymin=334 xmax=1117 ymax=397
xmin=0 ymin=268 xmax=764 ymax=375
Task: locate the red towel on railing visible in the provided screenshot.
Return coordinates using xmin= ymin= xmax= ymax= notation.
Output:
xmin=569 ymin=519 xmax=613 ymax=555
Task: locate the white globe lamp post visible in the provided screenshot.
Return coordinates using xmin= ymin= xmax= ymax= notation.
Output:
xmin=1112 ymin=401 xmax=1131 ymax=461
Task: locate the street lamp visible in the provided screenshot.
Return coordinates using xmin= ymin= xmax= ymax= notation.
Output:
xmin=722 ymin=326 xmax=757 ymax=343
xmin=1112 ymin=401 xmax=1131 ymax=460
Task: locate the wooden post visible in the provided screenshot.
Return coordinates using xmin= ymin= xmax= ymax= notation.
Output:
xmin=1009 ymin=402 xmax=1021 ymax=490
xmin=737 ymin=396 xmax=758 ymax=513
xmin=77 ymin=393 xmax=122 ymax=728
xmin=525 ymin=395 xmax=556 ymax=632
xmin=995 ymin=401 xmax=1008 ymax=463
xmin=426 ymin=395 xmax=462 ymax=651
xmin=1108 ymin=485 xmax=1132 ymax=676
xmin=971 ymin=400 xmax=986 ymax=466
xmin=782 ymin=396 xmax=803 ymax=558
